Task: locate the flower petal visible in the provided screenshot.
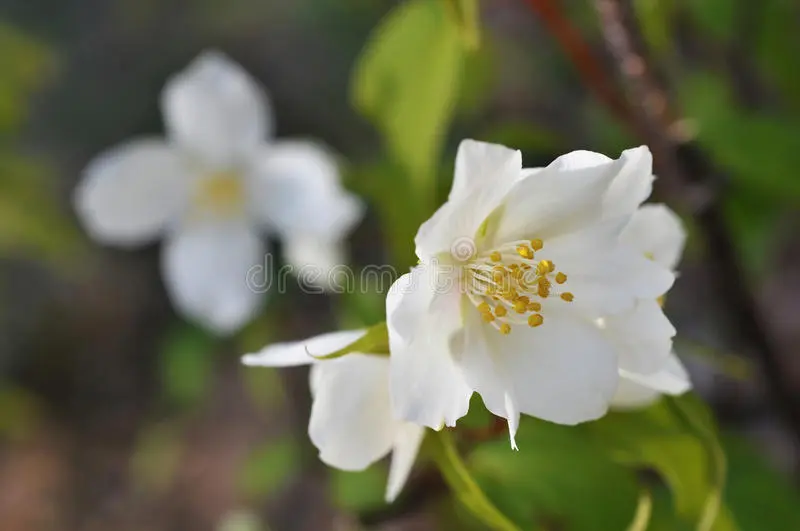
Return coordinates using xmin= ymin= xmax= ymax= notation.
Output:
xmin=415 ymin=141 xmax=522 ymax=261
xmin=387 ymin=266 xmax=473 ymax=429
xmin=245 ymin=141 xmax=363 ymax=240
xmin=621 ymin=204 xmax=687 ymax=270
xmin=612 ymin=353 xmax=691 ymax=408
xmin=162 ymin=50 xmax=271 ymax=167
xmin=491 ymin=150 xmax=625 ymax=245
xmin=309 ymin=354 xmax=396 ymax=471
xmin=74 ymin=138 xmax=187 ymax=247
xmin=162 ymin=220 xmax=265 ymax=334
xmin=450 ymin=139 xmax=522 ymax=202
xmin=385 ymin=423 xmax=426 ymax=503
xmin=453 ymin=308 xmax=520 ymax=448
xmin=282 ymin=235 xmax=348 ymax=290
xmin=485 ymin=311 xmax=619 ymax=425
xmin=600 ymin=299 xmax=675 ymax=375
xmin=602 ymin=146 xmax=654 ymax=218
xmin=242 ymin=329 xmax=366 ymax=367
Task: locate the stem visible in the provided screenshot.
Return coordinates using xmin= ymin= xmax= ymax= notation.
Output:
xmin=428 ymin=430 xmax=522 ymax=531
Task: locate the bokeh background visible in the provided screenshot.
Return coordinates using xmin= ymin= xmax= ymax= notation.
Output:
xmin=0 ymin=0 xmax=798 ymax=530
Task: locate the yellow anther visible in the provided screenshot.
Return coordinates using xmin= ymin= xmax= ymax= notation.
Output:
xmin=516 ymin=245 xmax=534 ymax=260
xmin=657 ymin=295 xmax=665 ymax=307
xmin=644 ymin=252 xmax=655 ymax=261
xmin=527 ymin=301 xmax=541 ymax=312
xmin=495 ymin=305 xmax=508 ymax=317
xmin=528 ymin=314 xmax=544 ymax=327
xmin=555 ymin=272 xmax=567 ymax=284
xmin=490 ymin=251 xmax=502 ymax=262
xmin=537 ymin=282 xmax=551 ymax=298
xmin=560 ymin=292 xmax=574 ymax=302
xmin=499 ymin=323 xmax=512 ymax=335
xmin=530 ymin=239 xmax=543 ymax=251
xmin=482 ymin=312 xmax=496 ymax=323
xmin=537 ymin=260 xmax=553 ymax=276
xmin=513 ymin=299 xmax=528 ymax=314
xmin=478 ymin=302 xmax=491 ymax=313
xmin=549 ymin=261 xmax=556 ymax=272
xmin=492 ymin=270 xmax=505 ymax=282
xmin=516 ymin=296 xmax=530 ymax=305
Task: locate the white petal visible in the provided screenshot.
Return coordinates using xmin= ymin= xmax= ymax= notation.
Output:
xmin=491 ymin=151 xmax=622 ymax=245
xmin=246 ymin=141 xmax=363 ymax=240
xmin=75 ymin=139 xmax=187 ymax=247
xmin=544 ymin=217 xmax=675 ymax=315
xmin=162 ymin=50 xmax=270 ymax=167
xmin=309 ymin=354 xmax=395 ymax=471
xmin=602 ymin=146 xmax=654 ymax=218
xmin=450 ymin=139 xmax=522 ymax=202
xmin=385 ymin=423 xmax=426 ymax=503
xmin=600 ymin=299 xmax=675 ymax=375
xmin=415 ymin=141 xmax=522 ymax=260
xmin=612 ymin=353 xmax=691 ymax=408
xmin=242 ymin=329 xmax=366 ymax=367
xmin=621 ymin=204 xmax=687 ymax=270
xmin=453 ymin=309 xmax=519 ymax=448
xmin=485 ymin=311 xmax=619 ymax=425
xmin=162 ymin=220 xmax=265 ymax=334
xmin=387 ymin=266 xmax=473 ymax=429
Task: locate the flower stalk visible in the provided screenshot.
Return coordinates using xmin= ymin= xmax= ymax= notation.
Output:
xmin=428 ymin=429 xmax=522 ymax=531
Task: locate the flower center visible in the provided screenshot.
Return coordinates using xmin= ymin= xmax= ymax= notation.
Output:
xmin=195 ymin=171 xmax=245 ymax=216
xmin=463 ymin=239 xmax=573 ymax=335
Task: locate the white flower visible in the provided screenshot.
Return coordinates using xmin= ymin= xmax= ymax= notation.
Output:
xmin=386 ymin=140 xmax=675 ymax=447
xmin=242 ymin=331 xmax=425 ymax=503
xmin=607 ymin=204 xmax=691 ymax=407
xmin=74 ymin=51 xmax=362 ymax=334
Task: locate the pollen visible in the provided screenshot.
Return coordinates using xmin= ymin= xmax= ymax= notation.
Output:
xmin=463 ymin=238 xmax=573 ymax=335
xmin=196 ymin=171 xmax=244 ymax=216
xmin=527 ymin=314 xmax=544 ymax=327
xmin=516 ymin=245 xmax=534 ymax=260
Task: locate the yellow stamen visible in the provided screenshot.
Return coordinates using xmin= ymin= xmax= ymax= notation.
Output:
xmin=560 ymin=292 xmax=574 ymax=302
xmin=499 ymin=323 xmax=512 ymax=335
xmin=490 ymin=251 xmax=502 ymax=262
xmin=516 ymin=245 xmax=534 ymax=260
xmin=530 ymin=239 xmax=543 ymax=251
xmin=527 ymin=301 xmax=541 ymax=312
xmin=537 ymin=260 xmax=553 ymax=276
xmin=513 ymin=299 xmax=528 ymax=314
xmin=478 ymin=302 xmax=491 ymax=313
xmin=482 ymin=312 xmax=496 ymax=322
xmin=495 ymin=305 xmax=508 ymax=317
xmin=555 ymin=272 xmax=567 ymax=284
xmin=528 ymin=314 xmax=544 ymax=327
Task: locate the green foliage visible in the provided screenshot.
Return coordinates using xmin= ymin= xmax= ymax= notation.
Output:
xmin=239 ymin=437 xmax=301 ymax=498
xmin=130 ymin=421 xmax=182 ymax=493
xmin=469 ymin=420 xmax=639 ymax=530
xmin=159 ymin=322 xmax=218 ymax=408
xmin=330 ymin=464 xmax=388 ymax=512
xmin=351 ymin=0 xmax=465 ymax=207
xmin=313 ymin=321 xmax=388 ymax=360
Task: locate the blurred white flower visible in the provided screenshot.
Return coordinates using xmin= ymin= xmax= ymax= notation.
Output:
xmin=74 ymin=50 xmax=362 ymax=334
xmin=386 ymin=140 xmax=675 ymax=448
xmin=242 ymin=331 xmax=425 ymax=503
xmin=608 ymin=204 xmax=691 ymax=408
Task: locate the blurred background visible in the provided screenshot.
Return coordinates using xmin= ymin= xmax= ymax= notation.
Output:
xmin=0 ymin=0 xmax=798 ymax=530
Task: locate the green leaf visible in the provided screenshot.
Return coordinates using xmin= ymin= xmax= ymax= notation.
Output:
xmin=469 ymin=419 xmax=639 ymax=530
xmin=351 ymin=0 xmax=465 ymax=205
xmin=159 ymin=322 xmax=217 ymax=408
xmin=585 ymin=394 xmax=738 ymax=530
xmin=239 ymin=437 xmax=301 ymax=498
xmin=330 ymin=464 xmax=388 ymax=512
xmin=313 ymin=321 xmax=388 ymax=360
xmin=724 ymin=435 xmax=800 ymax=530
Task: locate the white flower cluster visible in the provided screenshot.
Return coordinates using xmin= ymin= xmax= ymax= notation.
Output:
xmin=74 ymin=49 xmax=689 ymax=505
xmin=244 ymin=140 xmax=690 ymax=501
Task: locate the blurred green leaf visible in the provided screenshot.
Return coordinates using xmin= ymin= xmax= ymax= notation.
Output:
xmin=130 ymin=422 xmax=182 ymax=493
xmin=680 ymin=73 xmax=800 ymax=199
xmin=0 ymin=384 xmax=43 ymax=441
xmin=313 ymin=321 xmax=388 ymax=360
xmin=586 ymin=394 xmax=738 ymax=530
xmin=758 ymin=1 xmax=800 ymax=110
xmin=682 ymin=0 xmax=736 ymax=41
xmin=0 ymin=23 xmax=52 ymax=132
xmin=330 ymin=464 xmax=388 ymax=512
xmin=724 ymin=435 xmax=800 ymax=530
xmin=351 ymin=0 xmax=464 ymax=206
xmin=159 ymin=322 xmax=217 ymax=408
xmin=469 ymin=419 xmax=639 ymax=530
xmin=239 ymin=437 xmax=301 ymax=498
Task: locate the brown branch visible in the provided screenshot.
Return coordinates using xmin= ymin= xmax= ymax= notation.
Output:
xmin=522 ymin=0 xmax=800 ymax=448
